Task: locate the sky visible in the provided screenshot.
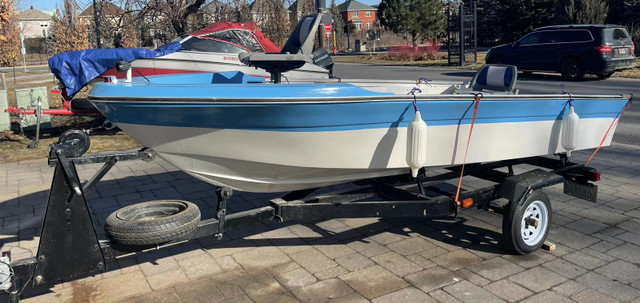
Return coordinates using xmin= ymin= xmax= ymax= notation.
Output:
xmin=17 ymin=0 xmax=380 ymax=13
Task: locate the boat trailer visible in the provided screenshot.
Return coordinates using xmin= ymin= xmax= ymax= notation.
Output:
xmin=0 ymin=130 xmax=601 ymax=302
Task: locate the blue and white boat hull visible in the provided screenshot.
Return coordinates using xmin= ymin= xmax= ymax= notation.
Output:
xmin=88 ymin=74 xmax=629 ymax=192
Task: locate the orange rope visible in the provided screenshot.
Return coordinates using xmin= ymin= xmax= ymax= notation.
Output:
xmin=585 ymin=99 xmax=632 ymax=166
xmin=454 ymin=94 xmax=482 ymax=205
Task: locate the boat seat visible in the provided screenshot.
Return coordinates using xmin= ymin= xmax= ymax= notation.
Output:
xmin=467 ymin=64 xmax=518 ymax=94
xmin=239 ymin=13 xmax=330 ymax=83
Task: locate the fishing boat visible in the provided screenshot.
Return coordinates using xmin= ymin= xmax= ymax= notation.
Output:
xmin=87 ymin=67 xmax=630 ymax=192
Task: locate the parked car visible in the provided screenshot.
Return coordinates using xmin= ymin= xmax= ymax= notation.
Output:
xmin=486 ymin=25 xmax=636 ymax=80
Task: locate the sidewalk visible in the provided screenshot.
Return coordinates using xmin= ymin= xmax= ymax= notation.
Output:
xmin=1 ymin=144 xmax=640 ymax=302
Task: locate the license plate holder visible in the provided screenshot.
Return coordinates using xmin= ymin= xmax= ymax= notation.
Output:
xmin=563 ymin=180 xmax=598 ymax=203
xmin=617 ymin=48 xmax=628 ymax=55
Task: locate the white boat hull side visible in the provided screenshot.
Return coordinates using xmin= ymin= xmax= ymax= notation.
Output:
xmin=132 ymin=52 xmax=329 ymax=79
xmin=116 ymin=117 xmax=617 ymax=192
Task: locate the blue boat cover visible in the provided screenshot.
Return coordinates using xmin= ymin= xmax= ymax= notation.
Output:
xmin=48 ymin=42 xmax=181 ymax=98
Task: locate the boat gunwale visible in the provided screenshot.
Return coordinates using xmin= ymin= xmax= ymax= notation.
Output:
xmin=87 ymin=93 xmax=630 ymax=104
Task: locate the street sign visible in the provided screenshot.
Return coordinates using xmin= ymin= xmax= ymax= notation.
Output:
xmin=324 ymin=24 xmax=332 ymax=32
xmin=325 ymin=32 xmax=331 ymax=38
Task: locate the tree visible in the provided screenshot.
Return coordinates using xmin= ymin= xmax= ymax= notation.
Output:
xmin=499 ymin=0 xmax=555 ymax=43
xmin=476 ymin=0 xmax=503 ymax=46
xmin=378 ymin=0 xmax=446 ymax=47
xmin=558 ymin=0 xmax=608 ymax=24
xmin=329 ymin=0 xmax=344 ymax=37
xmin=132 ymin=0 xmax=208 ymax=37
xmin=51 ymin=0 xmax=90 ymax=52
xmin=0 ymin=0 xmax=20 ymax=66
xmin=252 ymin=0 xmax=290 ymax=46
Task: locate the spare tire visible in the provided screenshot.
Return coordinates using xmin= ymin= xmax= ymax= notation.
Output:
xmin=105 ymin=200 xmax=201 ymax=246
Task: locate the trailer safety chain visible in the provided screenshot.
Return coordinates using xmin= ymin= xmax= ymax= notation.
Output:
xmin=585 ymin=94 xmax=633 ymax=166
xmin=454 ymin=93 xmax=483 ymax=216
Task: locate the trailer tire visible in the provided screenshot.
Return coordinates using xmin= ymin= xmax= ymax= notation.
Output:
xmin=502 ymin=190 xmax=551 ymax=255
xmin=105 ymin=200 xmax=201 ymax=246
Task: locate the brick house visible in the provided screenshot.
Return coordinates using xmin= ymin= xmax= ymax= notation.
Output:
xmin=337 ymin=0 xmax=377 ymax=31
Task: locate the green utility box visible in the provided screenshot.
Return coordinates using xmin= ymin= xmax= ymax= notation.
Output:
xmin=15 ymin=86 xmax=52 ymax=131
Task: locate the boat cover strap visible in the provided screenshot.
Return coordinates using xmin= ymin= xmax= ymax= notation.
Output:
xmin=455 ymin=93 xmax=483 ymax=206
xmin=48 ymin=42 xmax=181 ymax=98
xmin=585 ymin=98 xmax=632 ymax=166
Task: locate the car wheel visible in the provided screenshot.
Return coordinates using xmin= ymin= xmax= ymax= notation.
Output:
xmin=596 ymin=72 xmax=614 ymax=79
xmin=560 ymin=59 xmax=585 ymax=80
xmin=487 ymin=55 xmax=503 ymax=64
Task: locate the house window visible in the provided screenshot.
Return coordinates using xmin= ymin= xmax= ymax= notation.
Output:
xmin=352 ymin=11 xmax=358 ymax=17
xmin=355 ymin=23 xmax=361 ymax=30
xmin=366 ymin=22 xmax=371 ymax=29
xmin=365 ymin=11 xmax=371 ymax=17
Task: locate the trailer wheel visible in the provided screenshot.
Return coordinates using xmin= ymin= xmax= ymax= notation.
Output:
xmin=105 ymin=200 xmax=201 ymax=246
xmin=502 ymin=190 xmax=551 ymax=254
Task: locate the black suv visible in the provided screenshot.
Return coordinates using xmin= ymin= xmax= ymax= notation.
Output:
xmin=486 ymin=25 xmax=636 ymax=80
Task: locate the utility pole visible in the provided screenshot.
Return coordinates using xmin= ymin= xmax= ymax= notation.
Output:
xmin=93 ymin=0 xmax=102 ymax=48
xmin=316 ymin=0 xmax=325 ymax=48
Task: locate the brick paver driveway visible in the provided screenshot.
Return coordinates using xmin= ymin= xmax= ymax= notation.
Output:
xmin=1 ymin=144 xmax=639 ymax=303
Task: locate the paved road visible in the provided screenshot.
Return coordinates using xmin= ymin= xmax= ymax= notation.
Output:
xmin=1 ymin=146 xmax=640 ymax=303
xmin=334 ymin=63 xmax=640 ymax=146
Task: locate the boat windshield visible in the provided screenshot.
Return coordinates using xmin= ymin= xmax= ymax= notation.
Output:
xmin=180 ymin=37 xmax=249 ymax=54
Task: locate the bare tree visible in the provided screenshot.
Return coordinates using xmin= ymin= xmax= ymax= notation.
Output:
xmin=0 ymin=0 xmax=20 ymax=66
xmin=252 ymin=0 xmax=291 ymax=46
xmin=131 ymin=0 xmax=208 ymax=37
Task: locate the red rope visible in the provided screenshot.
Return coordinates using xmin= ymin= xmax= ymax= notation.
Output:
xmin=454 ymin=94 xmax=482 ymax=205
xmin=585 ymin=100 xmax=632 ymax=166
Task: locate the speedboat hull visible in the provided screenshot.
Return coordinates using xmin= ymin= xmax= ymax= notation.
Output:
xmin=89 ymin=74 xmax=629 ymax=192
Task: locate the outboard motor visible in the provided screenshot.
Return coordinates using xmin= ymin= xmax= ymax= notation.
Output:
xmin=312 ymin=48 xmax=334 ymax=77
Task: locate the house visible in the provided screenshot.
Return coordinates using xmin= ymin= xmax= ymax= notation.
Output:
xmin=16 ymin=6 xmax=53 ymax=38
xmin=78 ymin=2 xmax=125 ymax=23
xmin=337 ymin=0 xmax=377 ymax=31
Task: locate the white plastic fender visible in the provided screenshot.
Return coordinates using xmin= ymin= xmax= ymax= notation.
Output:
xmin=406 ymin=110 xmax=428 ymax=177
xmin=561 ymin=105 xmax=580 ymax=157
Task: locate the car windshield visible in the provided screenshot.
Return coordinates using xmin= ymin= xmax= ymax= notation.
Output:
xmin=603 ymin=28 xmax=632 ymax=44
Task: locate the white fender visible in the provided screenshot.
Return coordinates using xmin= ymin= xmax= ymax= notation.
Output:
xmin=406 ymin=111 xmax=428 ymax=177
xmin=561 ymin=105 xmax=580 ymax=157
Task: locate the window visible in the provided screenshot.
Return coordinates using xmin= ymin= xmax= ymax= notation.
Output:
xmin=518 ymin=32 xmax=541 ymax=46
xmin=352 ymin=11 xmax=358 ymax=17
xmin=366 ymin=22 xmax=371 ymax=29
xmin=604 ymin=28 xmax=631 ymax=43
xmin=538 ymin=30 xmax=593 ymax=43
xmin=365 ymin=11 xmax=371 ymax=17
xmin=355 ymin=23 xmax=361 ymax=30
xmin=181 ymin=37 xmax=248 ymax=54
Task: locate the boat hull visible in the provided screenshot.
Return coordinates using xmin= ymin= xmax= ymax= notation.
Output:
xmin=89 ymin=81 xmax=628 ymax=192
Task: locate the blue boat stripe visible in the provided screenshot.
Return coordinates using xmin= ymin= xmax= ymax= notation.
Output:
xmin=91 ymin=98 xmax=628 ymax=132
